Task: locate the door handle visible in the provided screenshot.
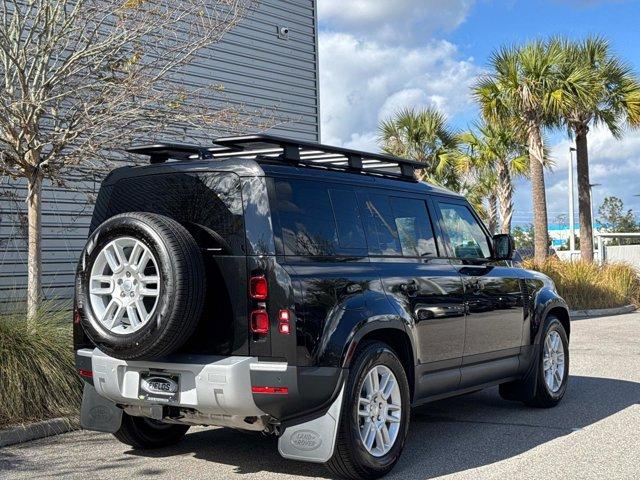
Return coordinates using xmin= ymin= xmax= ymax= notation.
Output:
xmin=400 ymin=281 xmax=419 ymax=294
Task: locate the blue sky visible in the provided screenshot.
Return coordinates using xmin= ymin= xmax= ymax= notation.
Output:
xmin=317 ymin=0 xmax=640 ymax=226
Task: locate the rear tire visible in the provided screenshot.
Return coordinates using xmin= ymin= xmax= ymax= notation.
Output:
xmin=113 ymin=413 xmax=190 ymax=449
xmin=499 ymin=315 xmax=569 ymax=408
xmin=326 ymin=341 xmax=410 ymax=480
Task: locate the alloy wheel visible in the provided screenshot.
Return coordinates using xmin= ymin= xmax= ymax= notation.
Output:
xmin=543 ymin=330 xmax=565 ymax=393
xmin=357 ymin=365 xmax=402 ymax=457
xmin=89 ymin=237 xmax=160 ymax=334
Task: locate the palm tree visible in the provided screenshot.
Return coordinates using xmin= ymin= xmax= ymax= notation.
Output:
xmin=554 ymin=37 xmax=640 ymax=261
xmin=378 ymin=107 xmax=461 ymax=190
xmin=475 ymin=41 xmax=563 ymax=263
xmin=458 ymin=121 xmax=529 ymax=235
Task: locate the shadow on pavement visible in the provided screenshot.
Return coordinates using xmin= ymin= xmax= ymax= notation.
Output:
xmin=124 ymin=374 xmax=639 ymax=479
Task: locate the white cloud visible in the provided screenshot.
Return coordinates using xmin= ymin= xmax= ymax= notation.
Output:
xmin=319 ymin=32 xmax=480 ymax=149
xmin=319 ymin=0 xmax=475 ymax=43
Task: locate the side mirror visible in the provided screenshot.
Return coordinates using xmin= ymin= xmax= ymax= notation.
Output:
xmin=493 ymin=234 xmax=514 ymax=260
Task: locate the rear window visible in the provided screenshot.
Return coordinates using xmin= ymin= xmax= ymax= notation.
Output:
xmin=273 ymin=179 xmax=366 ymax=256
xmin=95 ymin=171 xmax=245 ymax=255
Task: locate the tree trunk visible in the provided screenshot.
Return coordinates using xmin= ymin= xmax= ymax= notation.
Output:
xmin=527 ymin=125 xmax=549 ymax=263
xmin=487 ymin=193 xmax=498 ymax=235
xmin=496 ymin=158 xmax=514 ymax=234
xmin=27 ymin=171 xmax=43 ymax=321
xmin=575 ymin=125 xmax=593 ymax=262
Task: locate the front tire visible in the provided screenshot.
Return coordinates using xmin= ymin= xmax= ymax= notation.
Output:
xmin=326 ymin=341 xmax=410 ymax=480
xmin=499 ymin=315 xmax=569 ymax=408
xmin=113 ymin=413 xmax=190 ymax=449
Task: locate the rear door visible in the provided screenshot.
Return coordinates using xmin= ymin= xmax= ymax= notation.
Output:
xmin=359 ymin=190 xmax=466 ymax=398
xmin=432 ymin=198 xmax=525 ymax=385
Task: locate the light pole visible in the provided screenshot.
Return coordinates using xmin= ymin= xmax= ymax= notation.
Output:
xmin=569 ymin=147 xmax=576 ymax=251
xmin=590 ymin=183 xmax=601 ymax=253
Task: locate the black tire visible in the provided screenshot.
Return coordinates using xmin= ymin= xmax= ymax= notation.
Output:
xmin=326 ymin=341 xmax=411 ymax=480
xmin=77 ymin=212 xmax=205 ymax=360
xmin=499 ymin=315 xmax=569 ymax=408
xmin=114 ymin=413 xmax=190 ymax=449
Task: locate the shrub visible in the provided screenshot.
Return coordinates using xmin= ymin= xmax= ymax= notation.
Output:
xmin=524 ymin=258 xmax=640 ymax=310
xmin=0 ymin=304 xmax=81 ymax=427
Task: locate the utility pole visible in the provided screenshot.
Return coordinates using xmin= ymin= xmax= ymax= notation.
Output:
xmin=569 ymin=147 xmax=576 ymax=251
xmin=590 ymin=183 xmax=601 ymax=255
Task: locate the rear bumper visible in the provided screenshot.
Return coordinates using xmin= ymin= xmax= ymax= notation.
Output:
xmin=76 ymin=349 xmax=344 ymax=424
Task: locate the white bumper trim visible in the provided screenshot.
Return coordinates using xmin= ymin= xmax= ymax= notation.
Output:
xmin=81 ymin=348 xmax=286 ymax=418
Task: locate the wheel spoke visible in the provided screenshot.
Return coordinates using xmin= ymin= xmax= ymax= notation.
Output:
xmin=126 ymin=305 xmax=140 ymax=327
xmin=128 ymin=243 xmax=144 ymax=268
xmin=364 ymin=422 xmax=376 ymax=450
xmin=104 ymin=248 xmax=122 ymax=273
xmin=386 ymin=412 xmax=401 ymax=423
xmin=553 ymin=368 xmax=562 ymax=386
xmin=369 ymin=367 xmax=380 ymax=393
xmin=380 ymin=422 xmax=391 ymax=445
xmin=382 ymin=376 xmax=396 ymax=400
xmin=101 ymin=299 xmax=118 ymax=323
xmin=374 ymin=425 xmax=385 ymax=452
xmin=108 ymin=304 xmax=126 ymax=329
xmin=90 ymin=280 xmax=113 ymax=295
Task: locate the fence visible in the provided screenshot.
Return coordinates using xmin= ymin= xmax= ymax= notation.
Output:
xmin=596 ymin=233 xmax=640 ymax=269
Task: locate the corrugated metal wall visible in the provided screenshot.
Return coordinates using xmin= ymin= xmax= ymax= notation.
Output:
xmin=0 ymin=0 xmax=319 ymax=307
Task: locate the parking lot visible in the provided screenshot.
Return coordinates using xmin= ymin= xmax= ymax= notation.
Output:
xmin=1 ymin=313 xmax=639 ymax=480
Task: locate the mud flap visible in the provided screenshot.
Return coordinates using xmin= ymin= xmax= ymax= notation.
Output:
xmin=80 ymin=383 xmax=123 ymax=433
xmin=278 ymin=385 xmax=344 ymax=463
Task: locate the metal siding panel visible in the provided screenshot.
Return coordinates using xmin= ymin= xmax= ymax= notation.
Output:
xmin=0 ymin=1 xmax=319 ymax=305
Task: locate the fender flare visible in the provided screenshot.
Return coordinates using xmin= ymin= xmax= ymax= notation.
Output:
xmin=531 ymin=288 xmax=570 ymax=345
xmin=339 ymin=315 xmax=416 ymax=369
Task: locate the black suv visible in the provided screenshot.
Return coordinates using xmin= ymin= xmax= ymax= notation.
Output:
xmin=74 ymin=135 xmax=570 ymax=480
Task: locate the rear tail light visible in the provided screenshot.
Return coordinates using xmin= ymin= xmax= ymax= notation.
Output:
xmin=278 ymin=309 xmax=291 ymax=335
xmin=73 ymin=310 xmax=82 ymax=325
xmin=78 ymin=369 xmax=93 ymax=378
xmin=250 ymin=309 xmax=269 ymax=334
xmin=252 ymin=386 xmax=288 ymax=394
xmin=250 ymin=276 xmax=268 ymax=300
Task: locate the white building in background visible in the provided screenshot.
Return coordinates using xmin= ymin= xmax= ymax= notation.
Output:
xmin=548 ymin=223 xmax=603 ymax=249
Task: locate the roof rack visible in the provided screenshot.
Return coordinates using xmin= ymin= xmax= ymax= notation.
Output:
xmin=128 ymin=134 xmax=424 ymax=180
xmin=127 ymin=143 xmax=215 ymax=164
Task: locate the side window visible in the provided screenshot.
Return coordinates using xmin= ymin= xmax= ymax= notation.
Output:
xmin=437 ymin=202 xmax=491 ymax=259
xmin=358 ymin=192 xmax=437 ymax=258
xmin=273 ymin=179 xmax=366 ymax=256
xmin=328 ymin=188 xmax=367 ymax=253
xmin=358 ymin=193 xmax=401 ymax=256
xmin=389 ymin=197 xmax=437 ymax=257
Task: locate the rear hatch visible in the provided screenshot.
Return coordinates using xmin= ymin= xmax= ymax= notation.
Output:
xmin=85 ymin=166 xmax=249 ymax=356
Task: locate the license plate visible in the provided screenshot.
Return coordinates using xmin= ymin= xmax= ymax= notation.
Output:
xmin=139 ymin=372 xmax=180 ymax=403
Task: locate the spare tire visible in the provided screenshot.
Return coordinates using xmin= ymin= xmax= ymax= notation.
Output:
xmin=76 ymin=212 xmax=205 ymax=360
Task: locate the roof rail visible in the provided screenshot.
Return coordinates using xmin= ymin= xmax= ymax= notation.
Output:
xmin=128 ymin=134 xmax=424 ymax=180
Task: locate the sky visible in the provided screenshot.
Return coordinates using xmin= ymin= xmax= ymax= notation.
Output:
xmin=317 ymin=0 xmax=640 ymax=227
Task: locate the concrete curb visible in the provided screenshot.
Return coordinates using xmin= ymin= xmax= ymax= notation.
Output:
xmin=570 ymin=304 xmax=637 ymax=320
xmin=0 ymin=417 xmax=78 ymax=448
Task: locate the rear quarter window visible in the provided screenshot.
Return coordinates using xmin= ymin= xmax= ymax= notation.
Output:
xmin=97 ymin=171 xmax=245 ymax=255
xmin=272 ymin=178 xmax=366 ymax=257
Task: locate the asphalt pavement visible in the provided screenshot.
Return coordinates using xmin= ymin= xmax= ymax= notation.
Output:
xmin=1 ymin=313 xmax=639 ymax=480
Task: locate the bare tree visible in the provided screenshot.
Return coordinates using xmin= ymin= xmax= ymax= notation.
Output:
xmin=0 ymin=0 xmax=260 ymax=319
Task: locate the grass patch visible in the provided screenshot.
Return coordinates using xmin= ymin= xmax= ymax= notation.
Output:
xmin=0 ymin=303 xmax=81 ymax=428
xmin=524 ymin=258 xmax=640 ymax=310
